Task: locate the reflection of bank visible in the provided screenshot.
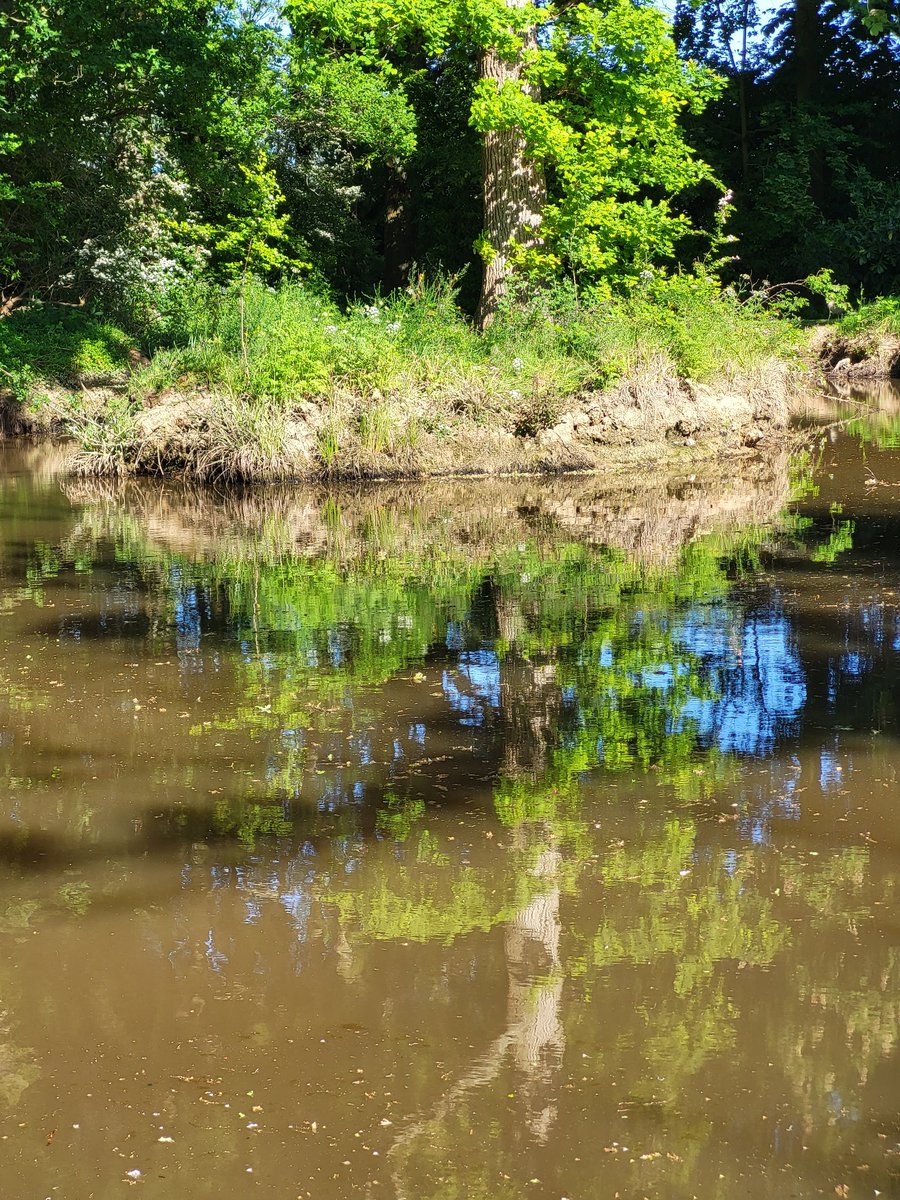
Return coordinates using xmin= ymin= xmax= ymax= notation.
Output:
xmin=387 ymin=830 xmax=565 ymax=1195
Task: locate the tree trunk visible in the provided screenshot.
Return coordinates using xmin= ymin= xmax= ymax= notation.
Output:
xmin=791 ymin=0 xmax=827 ymax=205
xmin=476 ymin=0 xmax=546 ymax=330
xmin=383 ymin=158 xmax=415 ymax=293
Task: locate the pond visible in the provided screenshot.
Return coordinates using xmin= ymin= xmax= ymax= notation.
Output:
xmin=0 ymin=391 xmax=899 ymax=1198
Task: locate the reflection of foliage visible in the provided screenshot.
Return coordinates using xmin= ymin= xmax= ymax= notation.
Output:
xmin=210 ymin=795 xmax=294 ymax=849
xmin=0 ymin=974 xmax=40 ymax=1111
xmin=321 ymin=847 xmax=530 ymax=945
xmin=57 ymin=880 xmax=91 ymax=916
xmin=809 ymin=519 xmax=855 ymax=563
xmin=591 ymin=820 xmax=787 ymax=985
xmin=376 ymin=793 xmax=426 ymax=841
xmin=844 ymin=409 xmax=900 ymax=450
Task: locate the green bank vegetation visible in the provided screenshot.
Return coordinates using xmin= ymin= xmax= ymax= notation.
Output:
xmin=1 ymin=0 xmax=898 ymax=476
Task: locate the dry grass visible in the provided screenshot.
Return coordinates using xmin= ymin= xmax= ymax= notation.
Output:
xmin=62 ymin=445 xmax=797 ymax=572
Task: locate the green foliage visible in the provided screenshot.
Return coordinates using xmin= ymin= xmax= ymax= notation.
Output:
xmin=0 ymin=304 xmax=134 ymax=399
xmin=211 ymin=152 xmax=304 ymax=283
xmin=505 ymin=0 xmax=724 ymax=293
xmin=675 ymin=0 xmax=900 ymax=297
xmin=289 ymin=0 xmax=723 ymax=297
xmin=836 ymin=295 xmax=900 ymax=338
xmin=0 ymin=0 xmax=286 ymax=316
xmin=629 ymin=272 xmax=800 ymax=378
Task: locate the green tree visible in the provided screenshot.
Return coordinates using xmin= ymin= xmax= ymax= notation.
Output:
xmin=288 ymin=0 xmax=721 ymax=322
xmin=0 ymin=0 xmax=284 ymax=319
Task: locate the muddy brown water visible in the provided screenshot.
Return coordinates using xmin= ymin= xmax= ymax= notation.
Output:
xmin=0 ymin=402 xmax=899 ymax=1199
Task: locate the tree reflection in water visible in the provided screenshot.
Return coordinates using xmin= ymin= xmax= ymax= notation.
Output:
xmin=0 ymin=443 xmax=899 ymax=1196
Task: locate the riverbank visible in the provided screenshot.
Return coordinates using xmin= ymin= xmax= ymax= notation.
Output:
xmin=1 ymin=282 xmax=896 ymax=482
xmin=7 ymin=353 xmax=793 ymax=481
xmin=813 ymin=298 xmax=900 ymax=381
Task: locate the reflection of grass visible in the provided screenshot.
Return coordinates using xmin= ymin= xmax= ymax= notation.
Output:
xmin=845 ymin=412 xmax=900 ymax=449
xmin=810 ymin=519 xmax=855 ymax=563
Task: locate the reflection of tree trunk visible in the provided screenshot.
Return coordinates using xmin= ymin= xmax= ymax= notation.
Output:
xmin=476 ymin=0 xmax=547 ymax=329
xmin=388 ymin=831 xmax=564 ymax=1192
xmin=383 ymin=158 xmax=415 ymax=293
xmin=494 ymin=591 xmax=561 ymax=778
xmin=504 ymin=838 xmax=564 ymax=1141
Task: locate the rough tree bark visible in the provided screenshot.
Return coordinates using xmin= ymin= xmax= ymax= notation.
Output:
xmin=476 ymin=0 xmax=547 ymax=329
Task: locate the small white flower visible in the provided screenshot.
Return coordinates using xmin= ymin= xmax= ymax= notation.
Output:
xmin=512 ymin=357 xmax=524 ymax=371
xmin=363 ymin=304 xmax=381 ymax=321
xmin=386 ymin=321 xmax=401 ymax=334
xmin=324 ymin=324 xmax=338 ymax=334
xmin=717 ymin=189 xmax=734 ymax=210
xmin=639 ymin=269 xmax=654 ymax=283
xmin=509 ymin=389 xmax=522 ymax=401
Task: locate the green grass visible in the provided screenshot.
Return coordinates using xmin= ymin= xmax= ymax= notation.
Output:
xmin=835 ymin=296 xmax=900 ymax=339
xmin=0 ymin=303 xmax=135 ymax=400
xmin=126 ymin=273 xmax=796 ymax=409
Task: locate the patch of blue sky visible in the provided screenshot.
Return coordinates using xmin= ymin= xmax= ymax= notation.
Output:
xmin=445 ymin=620 xmax=465 ymax=651
xmin=819 ymin=748 xmax=846 ymax=792
xmin=676 ymin=610 xmax=806 ymax=756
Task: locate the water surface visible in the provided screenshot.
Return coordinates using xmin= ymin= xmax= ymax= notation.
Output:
xmin=0 ymin=418 xmax=898 ymax=1198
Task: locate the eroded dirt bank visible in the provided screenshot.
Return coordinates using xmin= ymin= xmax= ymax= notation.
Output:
xmin=811 ymin=325 xmax=900 ymax=382
xmin=2 ymin=357 xmax=792 ymax=482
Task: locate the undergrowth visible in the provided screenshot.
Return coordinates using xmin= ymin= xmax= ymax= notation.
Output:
xmin=130 ymin=274 xmax=797 ymax=407
xmin=0 ymin=304 xmax=135 ymax=401
xmin=835 ymin=296 xmax=900 ymax=339
xmin=2 ymin=275 xmax=799 ymax=475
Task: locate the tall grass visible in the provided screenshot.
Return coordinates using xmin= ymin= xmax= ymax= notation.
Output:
xmin=125 ymin=274 xmax=797 ymax=410
xmin=835 ymin=296 xmax=900 ymax=339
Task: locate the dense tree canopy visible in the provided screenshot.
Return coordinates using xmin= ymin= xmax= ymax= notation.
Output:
xmin=1 ymin=0 xmax=898 ymax=321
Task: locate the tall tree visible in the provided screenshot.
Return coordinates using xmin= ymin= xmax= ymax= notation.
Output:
xmin=287 ymin=0 xmax=719 ymax=322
